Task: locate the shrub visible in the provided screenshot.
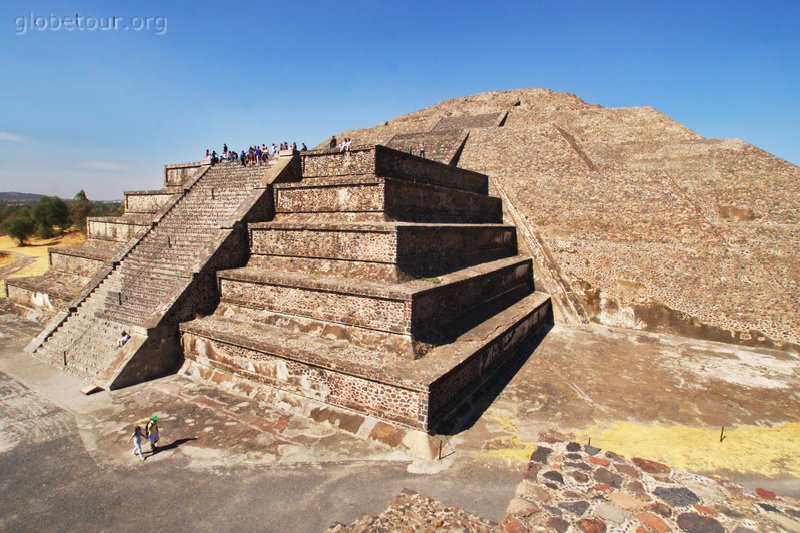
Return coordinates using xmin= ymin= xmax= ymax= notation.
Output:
xmin=32 ymin=196 xmax=69 ymax=238
xmin=2 ymin=215 xmax=35 ymax=245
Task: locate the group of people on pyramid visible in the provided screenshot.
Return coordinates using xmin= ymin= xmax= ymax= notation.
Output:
xmin=205 ymin=141 xmax=308 ymax=166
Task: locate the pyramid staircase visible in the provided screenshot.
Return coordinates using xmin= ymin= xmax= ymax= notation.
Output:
xmin=5 ymin=162 xmax=209 ymax=319
xmin=25 ymin=154 xmax=301 ymax=389
xmin=180 ymin=146 xmax=551 ymax=432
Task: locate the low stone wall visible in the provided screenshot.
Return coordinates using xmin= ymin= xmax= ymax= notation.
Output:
xmin=412 ymin=259 xmax=532 ymax=340
xmin=87 ymin=218 xmax=149 ymax=242
xmin=49 ymin=251 xmax=106 ymax=277
xmin=428 ymin=297 xmax=549 ymax=426
xmin=274 ymin=177 xmax=384 ymax=216
xmin=384 ymin=179 xmax=501 ymax=223
xmin=163 ymin=161 xmax=208 ymax=187
xmin=374 ymin=144 xmax=487 ymax=194
xmin=248 ymin=223 xmax=516 ymax=281
xmin=250 ymin=224 xmax=396 ymax=263
xmin=220 ymin=277 xmax=411 ymax=334
xmin=302 ymin=148 xmax=375 ymax=177
xmin=124 ymin=191 xmax=174 ymax=213
xmin=182 ymin=333 xmax=430 ymax=428
xmin=6 ymin=284 xmax=69 ymax=313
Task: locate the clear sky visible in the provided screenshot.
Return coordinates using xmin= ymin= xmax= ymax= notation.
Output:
xmin=1 ymin=1 xmax=798 ymax=200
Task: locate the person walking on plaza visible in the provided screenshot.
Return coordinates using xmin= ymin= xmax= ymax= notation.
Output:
xmin=128 ymin=425 xmax=145 ymax=461
xmin=145 ymin=415 xmax=160 ymax=453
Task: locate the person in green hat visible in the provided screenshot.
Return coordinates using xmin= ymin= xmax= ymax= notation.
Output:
xmin=145 ymin=415 xmax=160 ymax=452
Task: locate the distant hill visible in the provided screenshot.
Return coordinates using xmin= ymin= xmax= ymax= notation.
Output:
xmin=0 ymin=192 xmax=47 ymax=202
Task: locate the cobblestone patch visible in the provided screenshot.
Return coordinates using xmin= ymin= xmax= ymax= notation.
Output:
xmin=503 ymin=440 xmax=800 ymax=532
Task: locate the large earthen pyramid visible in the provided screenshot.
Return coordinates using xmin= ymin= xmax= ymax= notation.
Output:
xmin=324 ymin=88 xmax=799 ymax=352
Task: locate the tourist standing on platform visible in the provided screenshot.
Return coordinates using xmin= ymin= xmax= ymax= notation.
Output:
xmin=419 ymin=144 xmax=426 ymax=158
xmin=301 ymin=143 xmax=307 ymax=151
xmin=329 ymin=136 xmax=337 ymax=149
xmin=222 ymin=143 xmax=228 ymax=157
xmin=128 ymin=425 xmax=145 ymax=461
xmin=255 ymin=145 xmax=262 ymax=165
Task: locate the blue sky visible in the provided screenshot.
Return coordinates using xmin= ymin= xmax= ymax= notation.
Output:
xmin=1 ymin=1 xmax=798 ymax=200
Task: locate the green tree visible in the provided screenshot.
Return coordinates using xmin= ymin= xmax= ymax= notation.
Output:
xmin=70 ymin=190 xmax=92 ymax=235
xmin=31 ymin=196 xmax=70 ymax=238
xmin=1 ymin=215 xmax=35 ymax=245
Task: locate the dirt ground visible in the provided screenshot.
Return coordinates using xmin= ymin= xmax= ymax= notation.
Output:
xmin=0 ymin=312 xmax=798 ymax=532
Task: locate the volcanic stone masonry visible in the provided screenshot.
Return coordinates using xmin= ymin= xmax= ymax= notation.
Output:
xmin=180 ymin=145 xmax=551 ymax=431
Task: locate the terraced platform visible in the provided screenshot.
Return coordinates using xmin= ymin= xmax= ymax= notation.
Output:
xmin=180 ymin=146 xmax=551 ymax=432
xmin=24 ymin=154 xmax=301 ymax=388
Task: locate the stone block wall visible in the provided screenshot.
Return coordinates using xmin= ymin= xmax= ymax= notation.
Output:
xmin=164 ymin=162 xmax=207 ymax=187
xmin=385 ymin=131 xmax=467 ymax=164
xmin=219 ymin=278 xmax=411 ymax=334
xmin=182 ymin=333 xmax=430 ymax=428
xmin=49 ymin=252 xmax=106 ymax=278
xmin=427 ymin=298 xmax=550 ymax=426
xmin=87 ymin=218 xmax=148 ymax=242
xmin=373 ymin=145 xmax=487 ymax=193
xmin=384 ymin=179 xmax=501 ymax=222
xmin=302 ymin=148 xmax=375 ymax=177
xmin=124 ymin=191 xmax=175 ymax=213
xmin=6 ymin=284 xmax=69 ymax=313
xmin=248 ymin=223 xmax=516 ymax=282
xmin=274 ymin=177 xmax=384 ymax=219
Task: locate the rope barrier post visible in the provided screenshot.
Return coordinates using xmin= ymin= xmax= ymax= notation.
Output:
xmin=63 ymin=350 xmax=67 ymax=366
xmin=118 ymin=291 xmax=122 ymax=305
xmin=719 ymin=426 xmax=726 ymax=443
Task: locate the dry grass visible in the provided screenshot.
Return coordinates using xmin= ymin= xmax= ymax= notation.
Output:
xmin=0 ymin=230 xmax=86 ymax=279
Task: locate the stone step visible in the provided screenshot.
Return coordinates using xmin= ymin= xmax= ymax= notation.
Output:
xmin=180 ymin=291 xmax=551 ymax=430
xmin=217 ymin=255 xmax=533 ymax=344
xmin=274 ymin=176 xmax=502 ymax=223
xmin=247 ymin=221 xmax=518 ymax=282
xmin=301 ymin=145 xmax=488 ymax=194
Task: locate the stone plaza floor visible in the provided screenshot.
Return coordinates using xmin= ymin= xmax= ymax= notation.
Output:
xmin=0 ymin=310 xmax=797 ymax=531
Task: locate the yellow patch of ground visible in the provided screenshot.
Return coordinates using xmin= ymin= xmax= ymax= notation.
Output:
xmin=0 ymin=253 xmax=14 ymax=268
xmin=478 ymin=413 xmax=800 ymax=478
xmin=0 ymin=231 xmax=85 ymax=279
xmin=480 ymin=410 xmax=537 ymax=465
xmin=573 ymin=421 xmax=800 ymax=478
